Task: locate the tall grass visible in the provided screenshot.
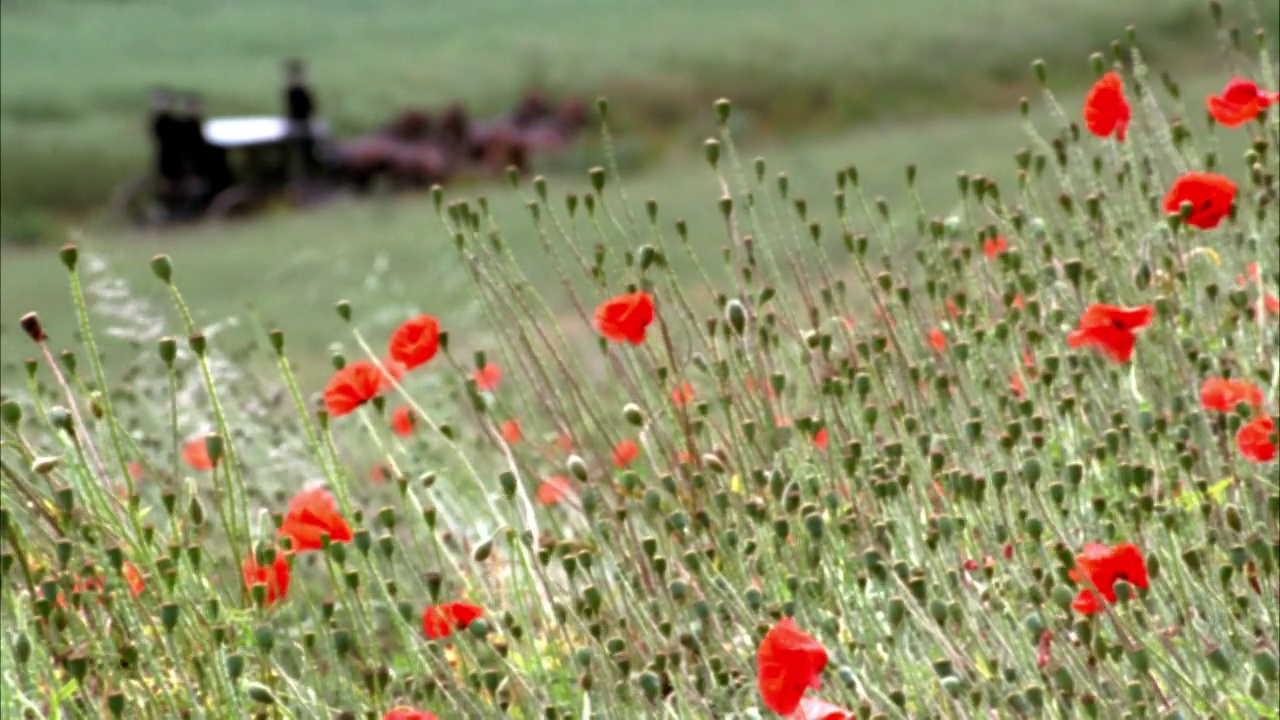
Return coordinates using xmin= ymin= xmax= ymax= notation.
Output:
xmin=1 ymin=9 xmax=1278 ymax=720
xmin=0 ymin=72 xmax=1255 ymax=392
xmin=3 ymin=0 xmax=1276 ymax=242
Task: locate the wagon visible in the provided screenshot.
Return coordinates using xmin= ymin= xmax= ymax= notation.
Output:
xmin=111 ymin=115 xmax=331 ymax=227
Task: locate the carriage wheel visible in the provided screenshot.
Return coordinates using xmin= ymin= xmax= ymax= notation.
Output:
xmin=108 ymin=174 xmax=164 ymax=227
xmin=203 ymin=185 xmax=258 ymax=220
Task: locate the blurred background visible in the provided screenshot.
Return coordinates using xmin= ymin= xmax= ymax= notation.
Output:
xmin=1 ymin=0 xmax=1275 ymax=383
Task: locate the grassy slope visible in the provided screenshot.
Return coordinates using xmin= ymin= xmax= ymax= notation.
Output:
xmin=1 ymin=73 xmax=1249 ymax=392
xmin=2 ymin=0 xmax=1268 ymax=240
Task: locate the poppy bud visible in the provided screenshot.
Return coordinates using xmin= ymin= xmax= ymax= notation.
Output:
xmin=19 ymin=312 xmax=46 ymax=343
xmin=188 ymin=332 xmax=206 ymax=357
xmin=155 ymin=336 xmax=177 ymax=367
xmin=1088 ymin=53 xmax=1107 ymax=79
xmin=723 ymin=299 xmax=747 ymax=336
xmin=1 ymin=400 xmax=20 ymax=428
xmin=717 ymin=195 xmax=733 ymax=221
xmin=1029 ymin=59 xmax=1050 ymax=87
xmin=56 ymin=351 xmax=77 ymax=378
xmin=499 ymin=472 xmax=517 ymax=499
xmin=203 ymin=433 xmax=224 ymax=466
xmin=552 ymin=454 xmax=585 ymax=485
xmin=32 ymin=456 xmax=59 ymax=475
xmin=189 ymin=496 xmax=206 ymax=526
xmin=704 ymin=138 xmax=720 ymax=169
xmin=334 ymin=300 xmax=352 ymax=323
xmin=637 ymin=244 xmax=659 ymax=271
xmin=620 ymin=403 xmax=645 ymax=428
xmin=588 ymin=166 xmax=606 ymax=194
xmin=713 ymin=97 xmax=732 ymax=125
xmin=49 ymin=406 xmax=73 ymax=433
xmin=1254 ymin=649 xmax=1278 ymax=681
xmin=160 ymin=602 xmax=180 ymax=633
xmin=149 ymin=253 xmax=173 ymax=283
xmin=245 ymin=682 xmax=277 ymax=705
xmin=473 ymin=538 xmax=494 ymax=562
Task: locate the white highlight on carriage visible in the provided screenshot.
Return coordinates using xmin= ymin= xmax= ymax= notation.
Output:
xmin=202 ymin=116 xmax=327 ymax=147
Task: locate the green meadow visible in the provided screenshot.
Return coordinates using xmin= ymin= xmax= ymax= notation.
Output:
xmin=1 ymin=0 xmax=1272 ymax=242
xmin=1 ymin=2 xmax=1278 ymax=718
xmin=0 ymin=72 xmax=1251 ymax=389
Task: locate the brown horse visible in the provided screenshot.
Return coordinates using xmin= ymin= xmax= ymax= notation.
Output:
xmin=519 ymin=99 xmax=589 ymax=152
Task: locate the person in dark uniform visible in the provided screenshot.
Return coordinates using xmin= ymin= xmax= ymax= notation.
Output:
xmin=149 ymin=88 xmax=182 ymax=216
xmin=181 ymin=94 xmax=236 ymax=211
xmin=283 ymin=59 xmax=318 ymax=180
xmin=170 ymin=94 xmax=208 ymax=219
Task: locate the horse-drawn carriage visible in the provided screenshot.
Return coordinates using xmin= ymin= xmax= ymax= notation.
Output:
xmin=111 ymin=91 xmax=588 ymax=228
xmin=111 ymin=116 xmax=330 ymax=227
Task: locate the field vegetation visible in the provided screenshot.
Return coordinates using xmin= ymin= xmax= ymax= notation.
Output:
xmin=2 ymin=0 xmax=1275 ymax=241
xmin=0 ymin=2 xmax=1278 ymax=720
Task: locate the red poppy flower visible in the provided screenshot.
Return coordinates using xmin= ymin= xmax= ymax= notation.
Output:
xmin=242 ymin=552 xmax=290 ymax=607
xmin=1238 ymin=262 xmax=1261 ymax=286
xmin=473 ymin=362 xmax=501 ymax=391
xmin=383 ymin=708 xmax=438 ymax=720
xmin=1206 ymin=78 xmax=1280 ymax=127
xmin=594 ymin=290 xmax=655 ymax=345
xmin=182 ymin=437 xmax=216 ymax=470
xmin=813 ymin=428 xmax=829 ymax=449
xmin=390 ymin=406 xmax=416 ymax=436
xmin=1236 ymin=416 xmax=1277 ymax=463
xmin=746 ymin=376 xmax=777 ymax=398
xmin=612 ymin=439 xmax=640 ymax=468
xmin=671 ymin=381 xmax=695 ymax=406
xmin=127 ymin=462 xmax=144 ymax=480
xmin=388 ymin=315 xmax=441 ymax=371
xmin=983 ymin=235 xmax=1009 ymax=258
xmin=323 ymin=360 xmax=392 ymax=417
xmin=1009 ymin=373 xmax=1026 ymax=398
xmin=1068 ymin=542 xmax=1148 ymax=615
xmin=945 ymin=299 xmax=960 ymax=320
xmin=422 ymin=601 xmax=484 ymax=639
xmin=1035 ymin=630 xmax=1054 ymax=670
xmin=1199 ymin=377 xmax=1264 ymax=413
xmin=536 ymin=476 xmax=572 ymax=505
xmin=928 ymin=328 xmax=947 ymax=353
xmin=57 ymin=561 xmax=146 ymax=608
xmin=500 ymin=419 xmax=522 ymax=444
xmin=1265 ymin=293 xmax=1280 ymax=317
xmin=1162 ymin=172 xmax=1237 ymax=230
xmin=757 ymin=617 xmax=829 ymax=714
xmin=370 ymin=464 xmax=392 ymax=483
xmin=789 ymin=697 xmax=851 ymax=720
xmin=1012 ymin=295 xmax=1025 ymax=310
xmin=278 ymin=487 xmax=354 ymax=553
xmin=1066 ymin=304 xmax=1154 ymax=364
xmin=118 ymin=561 xmax=145 ymax=596
xmin=555 ymin=434 xmax=574 ymax=454
xmin=1083 ymin=71 xmax=1131 ymax=141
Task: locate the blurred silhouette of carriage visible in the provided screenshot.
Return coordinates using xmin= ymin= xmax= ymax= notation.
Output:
xmin=112 ymin=116 xmax=332 ymax=226
xmin=327 ymin=94 xmax=589 ymax=193
xmin=113 ymin=92 xmax=589 ymax=227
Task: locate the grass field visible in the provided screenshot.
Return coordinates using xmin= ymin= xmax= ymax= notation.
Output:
xmin=3 ymin=4 xmax=1279 ymax=717
xmin=2 ymin=0 xmax=1274 ymax=242
xmin=0 ymin=72 xmax=1252 ymax=392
